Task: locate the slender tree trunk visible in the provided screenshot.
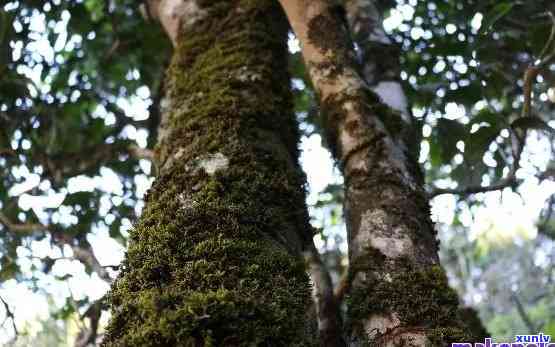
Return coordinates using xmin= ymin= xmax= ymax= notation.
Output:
xmin=305 ymin=241 xmax=346 ymax=346
xmin=279 ymin=0 xmax=469 ymax=345
xmin=344 ymin=1 xmax=490 ymax=340
xmin=103 ymin=1 xmax=317 ymax=345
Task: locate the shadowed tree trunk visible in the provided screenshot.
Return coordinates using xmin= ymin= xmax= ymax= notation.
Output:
xmin=102 ymin=1 xmax=317 ymax=345
xmin=279 ymin=0 xmax=471 ymax=345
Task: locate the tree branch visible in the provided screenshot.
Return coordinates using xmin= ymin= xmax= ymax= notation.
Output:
xmin=511 ymin=292 xmax=536 ymax=333
xmin=69 ymin=241 xmax=112 ymax=283
xmin=429 ymin=129 xmax=524 ymax=198
xmin=74 ymin=296 xmax=105 ymax=347
xmin=0 ymin=212 xmax=47 ymax=234
xmin=429 ymin=13 xmax=555 ymax=198
xmin=128 ymin=145 xmax=154 ymax=161
xmin=0 ymin=295 xmax=18 ymax=336
xmin=0 ymin=214 xmax=113 ymax=283
xmin=333 ymin=268 xmax=350 ymax=303
xmin=304 ymin=241 xmax=345 ymax=347
xmin=537 ymin=194 xmax=555 ymax=238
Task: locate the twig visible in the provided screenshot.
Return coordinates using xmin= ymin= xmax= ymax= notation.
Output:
xmin=128 ymin=145 xmax=154 ymax=161
xmin=538 ymin=12 xmax=555 ymax=61
xmin=0 ymin=295 xmax=18 ymax=336
xmin=77 ymin=296 xmax=105 ymax=347
xmin=429 ymin=128 xmax=524 ymax=198
xmin=537 ymin=194 xmax=555 ymax=238
xmin=511 ymin=292 xmax=536 ymax=333
xmin=0 ymin=212 xmax=47 ymax=233
xmin=0 ymin=148 xmax=16 ymax=157
xmin=428 ymin=13 xmax=555 ymax=198
xmin=0 ymin=214 xmax=113 ymax=283
xmin=69 ymin=241 xmax=112 ymax=283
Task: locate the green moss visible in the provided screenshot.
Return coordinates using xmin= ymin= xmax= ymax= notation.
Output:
xmin=457 ymin=307 xmax=489 ymax=341
xmin=346 ymin=257 xmax=469 ymax=346
xmin=307 ymin=13 xmax=348 ymax=55
xmin=319 ymin=88 xmax=383 ymax=161
xmin=102 ymin=0 xmax=316 ymax=345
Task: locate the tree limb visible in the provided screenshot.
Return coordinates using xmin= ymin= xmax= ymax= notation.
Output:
xmin=0 ymin=295 xmax=18 ymax=336
xmin=0 ymin=213 xmax=113 ymax=283
xmin=304 ymin=241 xmax=345 ymax=347
xmin=511 ymin=292 xmax=536 ymax=333
xmin=128 ymin=145 xmax=154 ymax=161
xmin=74 ymin=296 xmax=105 ymax=347
xmin=429 ymin=13 xmax=555 ymax=198
xmin=0 ymin=212 xmax=47 ymax=234
xmin=333 ymin=268 xmax=350 ymax=303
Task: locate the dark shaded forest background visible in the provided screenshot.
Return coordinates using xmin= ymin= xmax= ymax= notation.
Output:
xmin=0 ymin=0 xmax=554 ymax=345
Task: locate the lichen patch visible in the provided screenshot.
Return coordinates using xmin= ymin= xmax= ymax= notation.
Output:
xmin=364 ymin=313 xmax=400 ymax=338
xmin=195 ymin=152 xmax=229 ymax=175
xmin=370 ymin=235 xmax=413 ymax=259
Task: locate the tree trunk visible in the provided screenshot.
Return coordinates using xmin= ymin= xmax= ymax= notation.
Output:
xmin=102 ymin=1 xmax=316 ymax=345
xmin=344 ymin=1 xmax=490 ymax=340
xmin=279 ymin=0 xmax=469 ymax=345
xmin=344 ymin=0 xmax=411 ymax=120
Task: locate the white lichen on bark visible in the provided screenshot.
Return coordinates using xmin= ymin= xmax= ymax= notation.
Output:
xmin=196 ymin=153 xmax=229 ymax=175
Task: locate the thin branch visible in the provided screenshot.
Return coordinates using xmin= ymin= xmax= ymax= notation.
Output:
xmin=521 ymin=66 xmax=540 ymax=119
xmin=304 ymin=241 xmax=345 ymax=347
xmin=0 ymin=214 xmax=113 ymax=283
xmin=538 ymin=168 xmax=555 ymax=181
xmin=537 ymin=194 xmax=555 ymax=238
xmin=538 ymin=12 xmax=555 ymax=62
xmin=0 ymin=148 xmax=16 ymax=157
xmin=511 ymin=292 xmax=536 ymax=333
xmin=0 ymin=212 xmax=47 ymax=233
xmin=429 ymin=13 xmax=555 ymax=198
xmin=429 ymin=129 xmax=524 ymax=198
xmin=74 ymin=296 xmax=105 ymax=347
xmin=0 ymin=295 xmax=18 ymax=336
xmin=69 ymin=241 xmax=112 ymax=283
xmin=333 ymin=268 xmax=350 ymax=303
xmin=128 ymin=145 xmax=154 ymax=161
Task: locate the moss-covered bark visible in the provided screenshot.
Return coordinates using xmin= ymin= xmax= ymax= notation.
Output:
xmin=279 ymin=1 xmax=473 ymax=345
xmin=102 ymin=1 xmax=316 ymax=345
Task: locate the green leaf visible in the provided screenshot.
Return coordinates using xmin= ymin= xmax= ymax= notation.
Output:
xmin=480 ymin=2 xmax=516 ymax=35
xmin=436 ymin=118 xmax=466 ymax=164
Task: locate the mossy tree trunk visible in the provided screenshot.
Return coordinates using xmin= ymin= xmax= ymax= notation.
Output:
xmin=344 ymin=1 xmax=490 ymax=341
xmin=279 ymin=0 xmax=471 ymax=345
xmin=102 ymin=1 xmax=317 ymax=345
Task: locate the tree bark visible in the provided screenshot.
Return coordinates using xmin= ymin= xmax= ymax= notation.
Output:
xmin=345 ymin=2 xmax=490 ymax=340
xmin=305 ymin=241 xmax=346 ymax=346
xmin=279 ymin=0 xmax=469 ymax=345
xmin=344 ymin=0 xmax=411 ymax=120
xmin=102 ymin=1 xmax=317 ymax=345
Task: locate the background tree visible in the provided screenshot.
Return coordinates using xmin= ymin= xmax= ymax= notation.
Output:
xmin=1 ymin=0 xmax=554 ymax=345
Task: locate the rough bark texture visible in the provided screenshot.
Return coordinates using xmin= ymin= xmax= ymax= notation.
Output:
xmin=279 ymin=0 xmax=469 ymax=345
xmin=102 ymin=1 xmax=317 ymax=345
xmin=344 ymin=1 xmax=490 ymax=340
xmin=458 ymin=307 xmax=489 ymax=341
